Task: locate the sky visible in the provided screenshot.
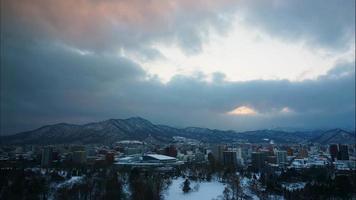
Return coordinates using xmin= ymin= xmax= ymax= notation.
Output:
xmin=1 ymin=0 xmax=355 ymax=134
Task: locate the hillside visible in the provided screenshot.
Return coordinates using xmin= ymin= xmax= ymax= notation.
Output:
xmin=310 ymin=128 xmax=355 ymax=144
xmin=1 ymin=117 xmax=354 ymax=145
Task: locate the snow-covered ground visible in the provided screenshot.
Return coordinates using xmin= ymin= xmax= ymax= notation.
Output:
xmin=55 ymin=176 xmax=83 ymax=188
xmin=48 ymin=176 xmax=84 ymax=200
xmin=281 ymin=182 xmax=306 ymax=191
xmin=164 ymin=178 xmax=226 ymax=200
xmin=240 ymin=177 xmax=260 ymax=200
xmin=268 ymin=195 xmax=284 ymax=200
xmin=164 ymin=176 xmax=265 ymax=200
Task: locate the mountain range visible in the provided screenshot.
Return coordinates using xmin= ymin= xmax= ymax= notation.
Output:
xmin=1 ymin=117 xmax=355 ymax=145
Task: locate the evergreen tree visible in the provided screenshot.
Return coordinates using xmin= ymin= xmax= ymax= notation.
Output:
xmin=223 ymin=186 xmax=232 ymax=200
xmin=182 ymin=178 xmax=191 ymax=193
xmin=103 ymin=173 xmax=123 ymax=200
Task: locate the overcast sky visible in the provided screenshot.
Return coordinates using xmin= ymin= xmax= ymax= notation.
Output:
xmin=1 ymin=0 xmax=355 ymax=134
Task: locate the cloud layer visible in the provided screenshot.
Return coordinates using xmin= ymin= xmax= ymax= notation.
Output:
xmin=1 ymin=0 xmax=355 ymax=134
xmin=3 ymin=0 xmax=236 ymax=53
xmin=239 ymin=0 xmax=355 ymax=49
xmin=1 ymin=41 xmax=354 ymax=133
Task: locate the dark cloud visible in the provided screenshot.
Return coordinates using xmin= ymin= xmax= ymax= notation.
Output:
xmin=1 ymin=0 xmax=354 ymax=134
xmin=1 ymin=39 xmax=354 ymax=134
xmin=3 ymin=0 xmax=353 ymax=56
xmin=239 ymin=0 xmax=355 ymax=49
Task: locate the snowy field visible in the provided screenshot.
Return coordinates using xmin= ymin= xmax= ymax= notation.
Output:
xmin=164 ymin=178 xmax=226 ymax=200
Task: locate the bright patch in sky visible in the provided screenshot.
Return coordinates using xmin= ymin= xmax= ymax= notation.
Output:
xmin=281 ymin=107 xmax=293 ymax=114
xmin=126 ymin=15 xmax=354 ymax=83
xmin=227 ymin=106 xmax=257 ymax=116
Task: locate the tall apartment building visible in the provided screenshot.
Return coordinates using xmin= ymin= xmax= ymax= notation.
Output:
xmin=276 ymin=150 xmax=287 ymax=166
xmin=41 ymin=146 xmax=53 ymax=167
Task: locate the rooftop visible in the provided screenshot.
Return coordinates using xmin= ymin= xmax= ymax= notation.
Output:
xmin=145 ymin=154 xmax=176 ymax=160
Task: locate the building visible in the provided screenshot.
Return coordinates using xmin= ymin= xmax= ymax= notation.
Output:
xmin=212 ymin=144 xmax=226 ymax=163
xmin=85 ymin=146 xmax=97 ymax=156
xmin=241 ymin=146 xmax=251 ymax=161
xmin=298 ymin=148 xmax=309 ymax=158
xmin=41 ymin=146 xmax=53 ymax=167
xmin=72 ymin=151 xmax=87 ymax=164
xmin=115 ymin=153 xmax=182 ymax=167
xmin=267 ymin=156 xmax=277 ymax=164
xmin=236 ymin=148 xmax=245 ymax=165
xmin=338 ymin=145 xmax=349 ymax=160
xmin=251 ymin=152 xmax=267 ymax=171
xmin=164 ymin=145 xmax=178 ymax=157
xmin=291 ymin=158 xmax=308 ymax=169
xmin=329 ymin=144 xmax=338 ymax=161
xmin=125 ymin=147 xmax=143 ymax=155
xmin=70 ymin=145 xmax=85 ymax=152
xmin=287 ymin=148 xmax=293 ymax=156
xmin=194 ymin=152 xmax=206 ymax=162
xmin=15 ymin=147 xmax=23 ymax=154
xmin=223 ymin=151 xmax=237 ymax=166
xmin=142 ymin=154 xmax=177 ymax=163
xmin=105 ymin=152 xmax=115 ymax=163
xmin=276 ymin=150 xmax=287 ymax=167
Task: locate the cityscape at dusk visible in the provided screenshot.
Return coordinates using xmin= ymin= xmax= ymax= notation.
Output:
xmin=1 ymin=0 xmax=355 ymax=199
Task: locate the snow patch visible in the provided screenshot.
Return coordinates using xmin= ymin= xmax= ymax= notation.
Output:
xmin=164 ymin=177 xmax=225 ymax=200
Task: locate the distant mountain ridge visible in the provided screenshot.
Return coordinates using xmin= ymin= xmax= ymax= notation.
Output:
xmin=309 ymin=128 xmax=355 ymax=144
xmin=1 ymin=117 xmax=355 ymax=145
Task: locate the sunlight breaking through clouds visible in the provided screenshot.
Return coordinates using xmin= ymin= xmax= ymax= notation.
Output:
xmin=227 ymin=106 xmax=257 ymax=116
xmin=125 ymin=15 xmax=354 ymax=83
